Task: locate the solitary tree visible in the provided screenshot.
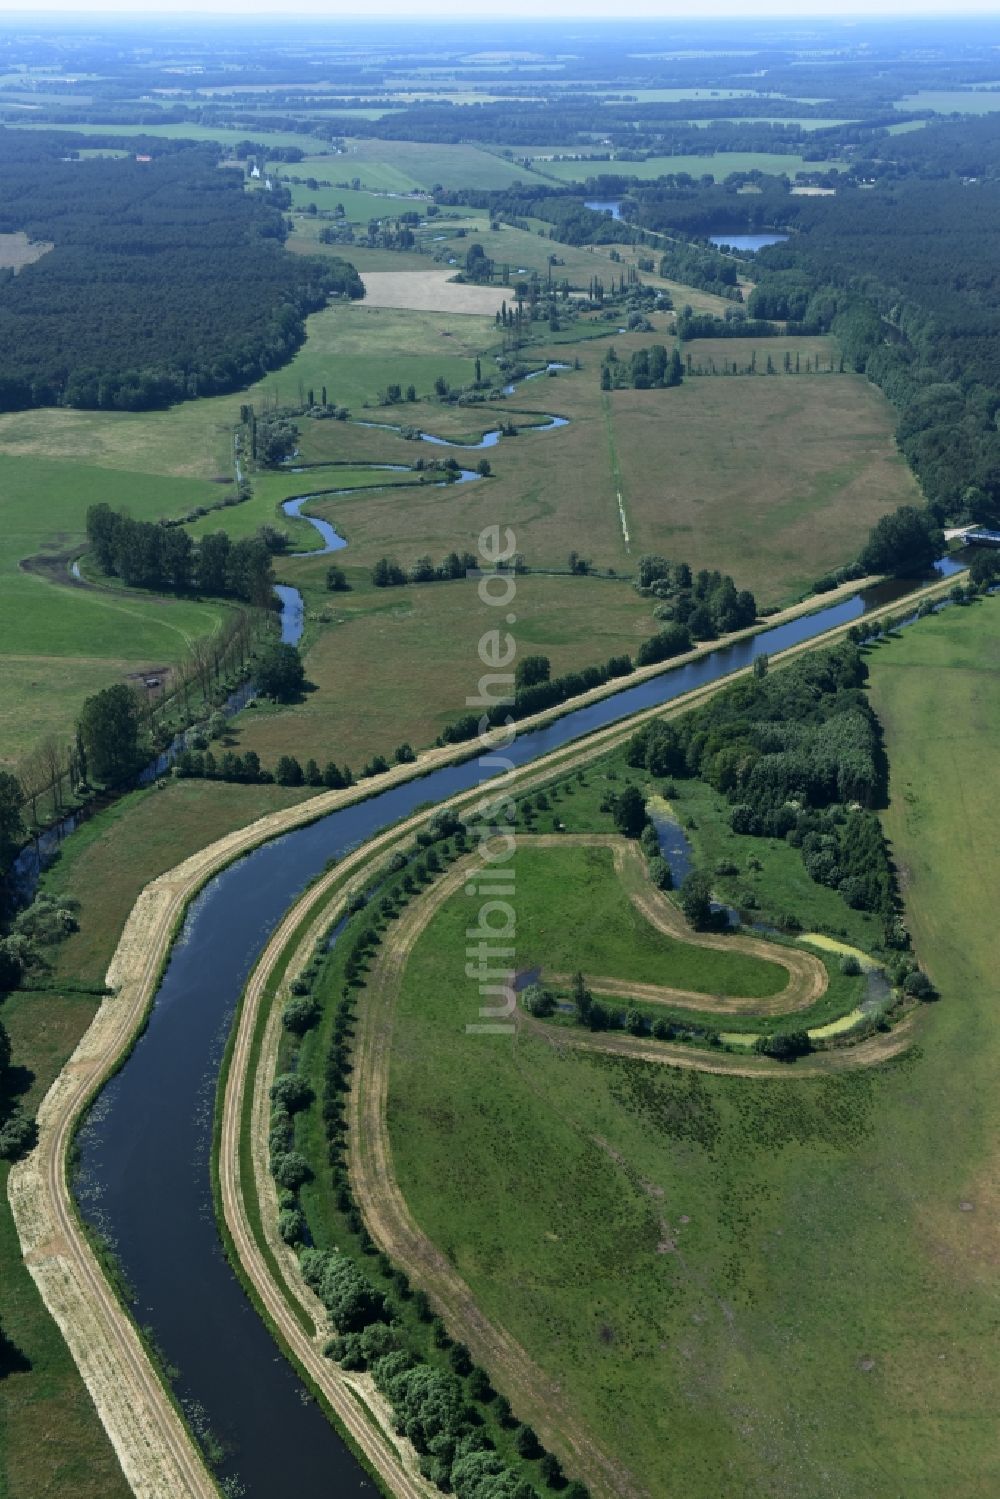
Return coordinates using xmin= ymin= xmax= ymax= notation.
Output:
xmin=610 ymin=785 xmax=649 ymax=839
xmin=78 ymin=684 xmax=144 ymax=786
xmin=256 ymin=643 xmax=305 ymax=701
xmin=680 ymin=870 xmax=714 ymax=930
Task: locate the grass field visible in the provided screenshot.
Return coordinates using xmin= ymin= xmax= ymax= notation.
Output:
xmin=611 ymin=370 xmax=923 ymax=602
xmin=223 ymin=571 xmax=656 ymax=770
xmin=338 ymin=137 xmax=542 ymax=191
xmin=286 ymin=183 xmax=425 ymax=220
xmin=501 ymin=842 xmax=783 ymax=993
xmin=7 ymin=119 xmax=328 ymax=151
xmin=535 ymin=150 xmax=829 ymax=183
xmin=289 ymin=236 xmax=435 ymax=272
xmin=38 ymin=779 xmax=312 ymax=988
xmin=247 ymin=301 xmax=494 ymax=413
xmin=371 ymin=594 xmax=1000 ymax=1497
xmin=0 ymin=454 xmax=232 ymax=762
xmin=0 ymin=401 xmax=235 ymax=480
xmin=894 ymin=89 xmax=1000 ymax=114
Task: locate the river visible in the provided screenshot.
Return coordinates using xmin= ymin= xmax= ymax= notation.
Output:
xmin=71 ymin=555 xmax=965 ymax=1497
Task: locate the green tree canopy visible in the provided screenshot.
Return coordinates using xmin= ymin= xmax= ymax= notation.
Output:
xmin=78 ymin=683 xmax=145 ymax=786
xmin=256 ymin=643 xmax=305 ymax=701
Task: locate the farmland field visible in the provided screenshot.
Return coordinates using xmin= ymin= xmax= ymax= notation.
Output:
xmin=0 ymin=231 xmax=52 ymax=271
xmin=360 ymin=269 xmax=509 ymax=314
xmin=337 ymin=137 xmax=543 ymax=190
xmin=535 ymin=150 xmax=830 ymax=182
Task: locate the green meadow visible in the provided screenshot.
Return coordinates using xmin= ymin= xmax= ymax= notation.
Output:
xmin=0 ymin=454 xmax=230 ymax=763
xmin=509 ymin=841 xmax=783 ymax=995
xmin=375 ymin=597 xmax=1000 ymax=1498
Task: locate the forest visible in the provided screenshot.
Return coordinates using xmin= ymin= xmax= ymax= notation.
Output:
xmin=0 ymin=131 xmax=362 ymax=411
xmin=627 ymin=641 xmax=901 ymax=937
xmin=748 ymin=178 xmax=1000 ymax=525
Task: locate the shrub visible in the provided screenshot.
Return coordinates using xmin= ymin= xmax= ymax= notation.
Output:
xmin=272 ymin=1150 xmax=312 ymax=1190
xmin=301 ymin=1249 xmax=387 ymax=1333
xmin=753 ymin=1030 xmax=812 ymax=1061
xmin=521 ymin=983 xmax=556 ymax=1018
xmin=256 ymin=642 xmax=305 ymax=701
xmin=839 ymin=953 xmax=862 ymax=976
xmin=679 ymin=871 xmax=713 ymax=929
xmin=282 ymin=993 xmax=320 ymax=1034
xmin=903 ymin=968 xmax=936 ymax=1000
xmin=514 ymin=1424 xmax=541 ymax=1458
xmin=270 ymin=1073 xmax=313 ymax=1112
xmin=0 ymin=1108 xmax=36 ymax=1161
xmin=278 ymin=1207 xmax=306 ymax=1244
xmin=639 ymin=823 xmax=660 ymax=859
xmin=609 ymin=785 xmax=649 ymax=838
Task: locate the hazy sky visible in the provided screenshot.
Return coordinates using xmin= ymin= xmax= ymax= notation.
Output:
xmin=4 ymin=1 xmax=997 ymax=17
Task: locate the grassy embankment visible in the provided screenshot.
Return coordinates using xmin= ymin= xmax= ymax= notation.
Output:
xmin=0 ymin=778 xmax=314 ymax=1497
xmin=0 ymin=989 xmax=134 ymax=1499
xmin=365 ymin=594 xmax=1000 ymax=1498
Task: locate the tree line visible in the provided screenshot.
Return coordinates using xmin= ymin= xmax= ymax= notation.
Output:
xmin=86 ymin=504 xmax=276 ymax=605
xmin=271 ymin=818 xmax=590 ymax=1499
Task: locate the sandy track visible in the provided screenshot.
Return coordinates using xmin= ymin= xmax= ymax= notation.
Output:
xmin=6 ymin=571 xmax=950 ymax=1499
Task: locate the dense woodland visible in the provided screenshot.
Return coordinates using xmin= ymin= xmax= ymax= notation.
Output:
xmin=0 ymin=132 xmax=362 ymax=411
xmin=628 ymin=642 xmax=902 ymax=939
